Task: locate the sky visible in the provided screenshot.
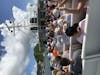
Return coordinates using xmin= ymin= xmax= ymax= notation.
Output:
xmin=0 ymin=0 xmax=35 ymax=51
xmin=0 ymin=0 xmax=38 ymax=75
xmin=0 ymin=0 xmax=35 ymax=24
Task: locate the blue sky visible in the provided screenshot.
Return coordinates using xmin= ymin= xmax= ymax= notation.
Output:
xmin=0 ymin=0 xmax=34 ymax=24
xmin=0 ymin=0 xmax=34 ymax=47
xmin=0 ymin=0 xmax=37 ymax=75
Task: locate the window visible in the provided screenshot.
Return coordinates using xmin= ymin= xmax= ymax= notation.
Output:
xmin=41 ymin=27 xmax=46 ymax=29
xmin=30 ymin=18 xmax=37 ymax=23
xmin=41 ymin=21 xmax=45 ymax=25
xmin=34 ymin=18 xmax=37 ymax=23
xmin=40 ymin=12 xmax=45 ymax=18
xmin=40 ymin=1 xmax=44 ymax=9
xmin=30 ymin=27 xmax=38 ymax=30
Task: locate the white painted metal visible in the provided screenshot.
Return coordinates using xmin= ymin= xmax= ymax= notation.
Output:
xmin=82 ymin=0 xmax=100 ymax=75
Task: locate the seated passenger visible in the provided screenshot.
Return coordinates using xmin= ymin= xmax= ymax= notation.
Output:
xmin=58 ymin=0 xmax=88 ymax=24
xmin=71 ymin=49 xmax=82 ymax=75
xmin=55 ymin=35 xmax=63 ymax=53
xmin=60 ymin=50 xmax=82 ymax=75
xmin=52 ymin=8 xmax=61 ymax=19
xmin=65 ymin=19 xmax=86 ymax=44
xmin=62 ymin=50 xmax=69 ymax=59
xmin=62 ymin=66 xmax=74 ymax=75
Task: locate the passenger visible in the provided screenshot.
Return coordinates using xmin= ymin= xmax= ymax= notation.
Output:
xmin=52 ymin=8 xmax=61 ymax=19
xmin=49 ymin=30 xmax=55 ymax=38
xmin=62 ymin=50 xmax=69 ymax=59
xmin=52 ymin=20 xmax=57 ymax=28
xmin=47 ymin=0 xmax=53 ymax=7
xmin=65 ymin=19 xmax=86 ymax=44
xmin=60 ymin=58 xmax=71 ymax=66
xmin=56 ymin=35 xmax=63 ymax=53
xmin=60 ymin=14 xmax=71 ymax=31
xmin=52 ymin=69 xmax=59 ymax=75
xmin=59 ymin=53 xmax=81 ymax=75
xmin=57 ymin=0 xmax=72 ymax=14
xmin=62 ymin=66 xmax=74 ymax=75
xmin=58 ymin=0 xmax=89 ymax=24
xmin=56 ymin=70 xmax=74 ymax=75
xmin=54 ymin=20 xmax=69 ymax=51
xmin=65 ymin=22 xmax=83 ymax=74
xmin=56 ymin=70 xmax=64 ymax=75
xmin=53 ymin=47 xmax=59 ymax=57
xmin=71 ymin=49 xmax=82 ymax=75
xmin=51 ymin=56 xmax=62 ymax=73
xmin=62 ymin=66 xmax=69 ymax=73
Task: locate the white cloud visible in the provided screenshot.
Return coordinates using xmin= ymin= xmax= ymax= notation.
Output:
xmin=33 ymin=0 xmax=37 ymax=5
xmin=12 ymin=6 xmax=28 ymax=23
xmin=0 ymin=5 xmax=38 ymax=75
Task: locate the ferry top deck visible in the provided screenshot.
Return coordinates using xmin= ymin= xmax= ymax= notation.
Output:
xmin=37 ymin=0 xmax=100 ymax=75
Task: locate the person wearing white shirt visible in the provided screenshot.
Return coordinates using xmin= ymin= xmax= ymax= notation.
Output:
xmin=65 ymin=18 xmax=87 ymax=44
